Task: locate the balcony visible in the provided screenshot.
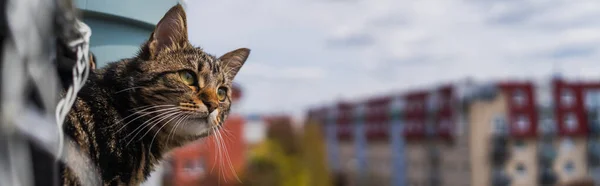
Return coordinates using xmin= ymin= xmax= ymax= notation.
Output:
xmin=490 ymin=137 xmax=510 ymax=165
xmin=428 ymin=176 xmax=441 ymax=186
xmin=428 ymin=147 xmax=440 ymax=167
xmin=588 ymin=141 xmax=600 ymax=167
xmin=491 ymin=169 xmax=511 ymax=186
xmin=538 ymin=168 xmax=557 ymax=185
xmin=588 ymin=111 xmax=600 ymax=135
xmin=538 ymin=142 xmax=556 ymax=166
xmin=538 ymin=117 xmax=557 ymax=136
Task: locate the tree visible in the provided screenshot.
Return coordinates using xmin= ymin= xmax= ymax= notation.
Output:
xmin=301 ymin=121 xmax=332 ymax=186
xmin=243 ymin=119 xmax=309 ymax=186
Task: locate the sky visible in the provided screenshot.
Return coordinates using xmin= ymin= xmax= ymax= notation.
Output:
xmin=183 ymin=0 xmax=600 ymax=118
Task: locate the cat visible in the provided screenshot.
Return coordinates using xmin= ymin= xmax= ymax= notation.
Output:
xmin=60 ymin=4 xmax=250 ymax=186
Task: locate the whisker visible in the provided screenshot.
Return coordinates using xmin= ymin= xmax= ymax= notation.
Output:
xmin=217 ymin=127 xmax=225 ymax=184
xmin=214 ymin=126 xmax=227 ymax=183
xmin=127 ymin=104 xmax=174 ymax=113
xmin=219 ymin=127 xmax=236 ymax=143
xmin=210 ymin=127 xmax=219 ymax=175
xmin=167 ymin=114 xmax=189 ymax=145
xmin=123 ymin=110 xmax=179 ymax=145
xmin=149 ymin=112 xmax=184 ymax=152
xmin=216 ymin=128 xmax=225 ymax=183
xmin=218 ymin=128 xmax=241 ymax=182
xmin=115 ymin=107 xmax=178 ymax=135
xmin=127 ymin=104 xmax=156 ymax=111
xmin=131 ymin=111 xmax=181 ymax=146
xmin=115 ymin=86 xmax=144 ymax=94
xmin=106 ymin=106 xmax=177 ymax=130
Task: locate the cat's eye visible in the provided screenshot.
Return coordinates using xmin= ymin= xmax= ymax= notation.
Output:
xmin=178 ymin=71 xmax=196 ymax=85
xmin=217 ymin=87 xmax=227 ymax=101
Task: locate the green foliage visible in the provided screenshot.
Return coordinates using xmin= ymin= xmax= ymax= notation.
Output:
xmin=242 ymin=157 xmax=282 ymax=186
xmin=242 ymin=121 xmax=309 ymax=186
xmin=301 ymin=121 xmax=332 ymax=186
xmin=241 ymin=120 xmax=334 ymax=186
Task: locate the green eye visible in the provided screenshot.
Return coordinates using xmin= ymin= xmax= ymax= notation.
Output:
xmin=179 ymin=71 xmax=196 ymax=85
xmin=217 ymin=87 xmax=227 ymax=101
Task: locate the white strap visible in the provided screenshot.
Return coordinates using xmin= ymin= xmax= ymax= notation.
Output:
xmin=54 ymin=19 xmax=92 ymax=159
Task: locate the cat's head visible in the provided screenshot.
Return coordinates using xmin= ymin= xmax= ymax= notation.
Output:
xmin=127 ymin=4 xmax=249 ymax=139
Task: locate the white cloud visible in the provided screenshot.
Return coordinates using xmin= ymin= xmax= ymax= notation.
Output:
xmin=185 ymin=0 xmax=600 ymax=117
xmin=239 ymin=63 xmax=326 ymax=80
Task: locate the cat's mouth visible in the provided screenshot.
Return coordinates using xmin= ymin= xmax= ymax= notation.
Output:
xmin=172 ymin=109 xmax=221 ymax=139
xmin=187 ymin=114 xmax=209 ymax=121
xmin=186 ymin=110 xmax=218 ymax=122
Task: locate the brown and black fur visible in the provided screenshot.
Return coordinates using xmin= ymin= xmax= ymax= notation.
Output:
xmin=60 ymin=4 xmax=250 ymax=186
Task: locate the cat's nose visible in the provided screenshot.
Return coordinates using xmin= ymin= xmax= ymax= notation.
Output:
xmin=203 ymin=100 xmax=218 ymax=113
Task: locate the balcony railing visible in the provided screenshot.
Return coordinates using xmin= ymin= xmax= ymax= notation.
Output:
xmin=490 ymin=137 xmax=510 ymax=166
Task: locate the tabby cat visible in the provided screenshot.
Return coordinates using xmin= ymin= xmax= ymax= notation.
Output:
xmin=60 ymin=4 xmax=250 ymax=185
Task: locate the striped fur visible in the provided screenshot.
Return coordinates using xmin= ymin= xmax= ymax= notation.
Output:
xmin=60 ymin=4 xmax=250 ymax=186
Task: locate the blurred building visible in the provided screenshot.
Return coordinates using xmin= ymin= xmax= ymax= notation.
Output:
xmin=405 ymin=84 xmax=474 ymax=186
xmin=76 ymin=0 xmax=178 ymax=65
xmin=468 ymin=78 xmax=600 ymax=186
xmin=307 ymin=76 xmax=600 ymax=186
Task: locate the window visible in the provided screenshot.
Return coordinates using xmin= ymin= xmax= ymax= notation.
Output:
xmin=355 ymin=105 xmax=365 ymax=120
xmin=514 ymin=140 xmax=527 ymax=152
xmin=560 ymin=138 xmax=575 ymax=152
xmin=513 ymin=89 xmax=527 ymax=107
xmin=540 ymin=147 xmax=556 ymax=160
xmin=390 ymin=98 xmax=404 ymax=119
xmin=564 ymin=113 xmax=578 ymax=131
xmin=428 ymin=94 xmax=440 ymax=111
xmin=590 ymin=114 xmax=600 ymax=131
xmin=184 ymin=158 xmax=205 ymax=175
xmin=585 ymin=90 xmax=600 ymax=110
xmin=561 ymin=88 xmax=575 ymax=107
xmin=164 ymin=158 xmax=175 ymax=173
xmin=515 ymin=163 xmax=527 ymax=177
xmin=492 ymin=115 xmax=508 ymax=135
xmin=540 ymin=117 xmax=556 ymax=134
xmin=426 ymin=124 xmax=436 ymax=135
xmin=515 ymin=115 xmax=530 ymax=132
xmin=564 ymin=161 xmax=575 ymax=175
xmin=589 ymin=141 xmax=600 ymax=162
xmin=328 ymin=109 xmax=338 ymax=121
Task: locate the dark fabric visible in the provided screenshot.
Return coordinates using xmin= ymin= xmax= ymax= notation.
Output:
xmin=55 ymin=39 xmax=79 ymax=90
xmin=0 ymin=0 xmax=7 ymax=94
xmin=29 ymin=140 xmax=60 ymax=186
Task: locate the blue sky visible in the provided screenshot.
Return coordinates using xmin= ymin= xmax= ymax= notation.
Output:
xmin=184 ymin=0 xmax=600 ymax=118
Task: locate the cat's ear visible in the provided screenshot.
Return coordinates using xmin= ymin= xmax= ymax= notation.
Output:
xmin=219 ymin=48 xmax=250 ymax=79
xmin=88 ymin=52 xmax=96 ymax=70
xmin=146 ymin=4 xmax=189 ymax=58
